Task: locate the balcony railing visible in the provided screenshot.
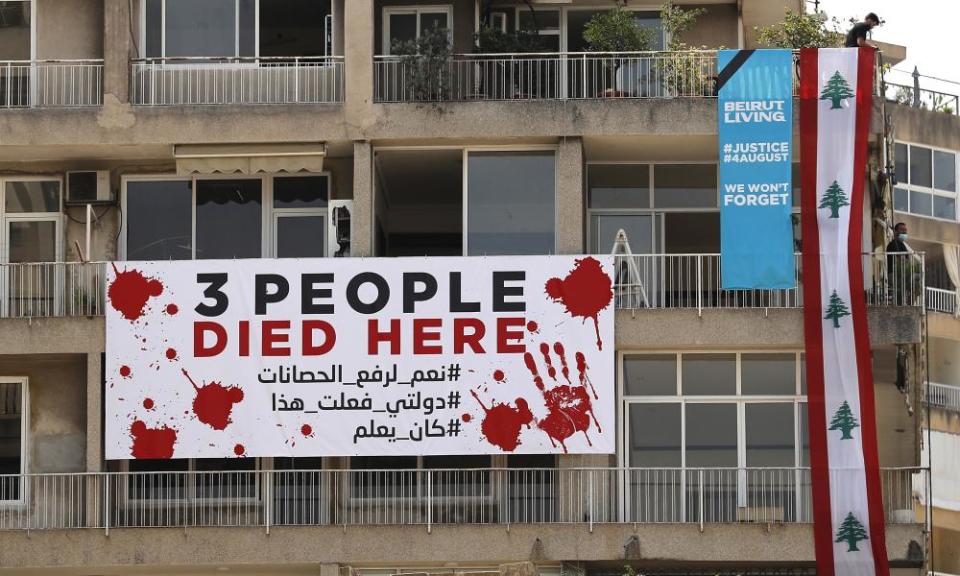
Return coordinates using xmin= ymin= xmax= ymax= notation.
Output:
xmin=0 ymin=254 xmax=923 ymax=320
xmin=885 ymin=81 xmax=959 ymax=116
xmin=614 ymin=252 xmax=924 ymax=313
xmin=130 ymin=56 xmax=345 ymax=106
xmin=927 ymin=287 xmax=957 ymax=315
xmin=374 ymin=51 xmax=720 ymax=103
xmin=927 ymin=382 xmax=960 ymax=412
xmin=0 ymin=59 xmax=103 ymax=108
xmin=0 ymin=467 xmax=925 ymax=532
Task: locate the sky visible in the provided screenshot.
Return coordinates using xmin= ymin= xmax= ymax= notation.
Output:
xmin=816 ymin=0 xmax=960 ymax=95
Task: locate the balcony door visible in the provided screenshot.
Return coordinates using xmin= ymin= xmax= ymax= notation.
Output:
xmin=0 ymin=1 xmax=35 ymax=107
xmin=383 ymin=6 xmax=453 ymax=54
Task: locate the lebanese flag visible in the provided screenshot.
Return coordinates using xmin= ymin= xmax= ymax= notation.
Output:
xmin=800 ymin=48 xmax=889 ymax=576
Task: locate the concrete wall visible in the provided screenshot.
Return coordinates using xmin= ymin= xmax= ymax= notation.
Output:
xmin=0 ymin=354 xmax=87 ymax=474
xmin=681 ymin=4 xmax=739 ymax=49
xmin=930 ymin=337 xmax=960 ymax=387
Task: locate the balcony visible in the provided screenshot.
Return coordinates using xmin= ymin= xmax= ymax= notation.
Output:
xmin=0 ymin=59 xmax=103 ymax=108
xmin=927 ymin=287 xmax=957 ymax=315
xmin=374 ymin=51 xmax=719 ymax=103
xmin=0 ymin=253 xmax=924 ymax=320
xmin=0 ymin=467 xmax=926 ymax=532
xmin=130 ymin=57 xmax=345 ymax=106
xmin=927 ymin=382 xmax=960 ymax=413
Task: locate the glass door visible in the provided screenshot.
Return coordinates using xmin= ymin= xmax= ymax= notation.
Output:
xmin=1 ymin=179 xmax=62 ymax=317
xmin=384 ymin=6 xmax=452 ymax=54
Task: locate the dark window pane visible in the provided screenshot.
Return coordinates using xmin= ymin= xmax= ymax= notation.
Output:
xmin=196 ymin=179 xmax=262 ymax=259
xmin=910 ymin=190 xmax=932 ymax=216
xmin=799 ymin=403 xmax=809 ymax=466
xmin=274 ymin=176 xmax=328 ymax=208
xmin=934 ymin=195 xmax=956 ymax=220
xmin=629 ymin=403 xmax=680 ymax=467
xmin=419 ymin=12 xmax=448 ymax=35
xmin=934 ymin=150 xmax=956 ymax=192
xmin=5 ymin=181 xmax=60 ymax=213
xmin=894 ymin=142 xmax=908 ymax=184
xmin=654 ymin=164 xmax=717 ymax=208
xmin=467 ymin=152 xmax=556 ymax=256
xmin=745 ymin=403 xmax=795 ymax=467
xmin=624 ymin=354 xmax=676 ymax=396
xmin=800 ymin=353 xmax=807 ymax=395
xmin=350 ymin=456 xmax=417 ymax=470
xmin=682 ymin=354 xmax=735 ymax=395
xmin=126 ymin=180 xmax=193 ymax=261
xmin=388 ymin=13 xmax=417 ymax=50
xmin=741 ymin=353 xmax=796 ymax=395
xmin=588 ymin=164 xmax=650 ymax=209
xmin=519 ymin=9 xmax=559 ymax=31
xmin=664 ymin=212 xmax=719 ymax=253
xmin=260 ymin=0 xmax=330 ymax=57
xmin=0 ymin=383 xmax=22 ymax=477
xmin=9 ymin=221 xmax=56 ymax=263
xmin=273 ymin=457 xmax=323 ymax=470
xmin=0 ymin=1 xmax=30 ymax=60
xmin=508 ymin=454 xmax=556 ymax=468
xmin=165 ymin=0 xmax=236 ymax=57
xmin=910 ymin=146 xmax=932 ymax=188
xmin=239 ymin=0 xmax=256 ymax=57
xmin=145 ymin=0 xmax=163 ymax=58
xmin=277 ymin=216 xmax=326 ymax=258
xmin=893 ymin=187 xmax=909 ymax=212
xmin=685 ymin=403 xmax=737 ymax=467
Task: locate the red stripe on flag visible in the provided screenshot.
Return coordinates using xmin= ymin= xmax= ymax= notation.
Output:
xmin=799 ymin=47 xmax=835 ymax=576
xmin=847 ymin=46 xmax=890 ymax=576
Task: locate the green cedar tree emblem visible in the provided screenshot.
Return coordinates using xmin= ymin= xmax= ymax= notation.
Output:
xmin=835 ymin=512 xmax=869 ymax=552
xmin=819 ymin=180 xmax=850 ymax=218
xmin=820 ymin=71 xmax=856 ymax=109
xmin=824 ymin=290 xmax=851 ymax=328
xmin=828 ymin=400 xmax=860 ymax=440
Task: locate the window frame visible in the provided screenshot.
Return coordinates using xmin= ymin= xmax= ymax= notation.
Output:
xmin=0 ymin=376 xmax=29 ymax=508
xmin=0 ymin=176 xmax=63 ymax=264
xmin=0 ymin=0 xmax=36 ymax=61
xmin=894 ymin=140 xmax=959 ymax=222
xmin=382 ymin=5 xmax=454 ymax=56
xmin=120 ymin=172 xmax=333 ymax=261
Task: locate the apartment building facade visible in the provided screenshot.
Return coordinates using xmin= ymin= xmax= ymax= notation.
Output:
xmin=0 ymin=1 xmax=955 ymax=575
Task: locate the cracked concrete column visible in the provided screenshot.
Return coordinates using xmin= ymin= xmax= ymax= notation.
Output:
xmin=556 ymin=137 xmax=585 ymax=255
xmin=85 ymin=351 xmax=102 ymax=528
xmin=102 ymin=0 xmax=132 ymax=103
xmin=353 ymin=141 xmax=374 ymax=257
xmin=344 ymin=0 xmax=375 ymax=130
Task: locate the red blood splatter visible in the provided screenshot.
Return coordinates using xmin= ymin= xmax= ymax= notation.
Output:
xmin=470 ymin=391 xmax=533 ymax=452
xmin=575 ymin=351 xmax=599 ymax=399
xmin=523 ymin=350 xmax=600 ymax=453
xmin=129 ymin=420 xmax=177 ymax=459
xmin=165 ymin=348 xmax=178 ymax=360
xmin=119 ymin=365 xmax=132 ymax=378
xmin=165 ymin=303 xmax=179 ymax=315
xmin=461 ymin=413 xmax=472 ymax=423
xmin=143 ymin=398 xmax=155 ymax=410
xmin=301 ymin=424 xmax=313 ymax=437
xmin=493 ymin=369 xmax=505 ymax=382
xmin=182 ymin=369 xmax=244 ymax=430
xmin=108 ymin=264 xmax=164 ymax=321
xmin=526 ymin=320 xmax=539 ymax=333
xmin=540 ymin=342 xmax=557 ymax=380
xmin=234 ymin=444 xmax=246 ymax=456
xmin=544 ymin=257 xmax=613 ymax=350
xmin=553 ymin=342 xmax=571 ymax=383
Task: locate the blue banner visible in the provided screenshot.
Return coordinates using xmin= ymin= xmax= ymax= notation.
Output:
xmin=719 ymin=49 xmax=795 ymax=289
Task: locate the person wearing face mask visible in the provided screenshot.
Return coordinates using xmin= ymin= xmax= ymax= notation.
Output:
xmin=886 ymin=222 xmax=914 ymax=305
xmin=887 ymin=222 xmax=910 ymax=253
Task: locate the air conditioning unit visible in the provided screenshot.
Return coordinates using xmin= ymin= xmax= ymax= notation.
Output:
xmin=65 ymin=170 xmax=113 ymax=205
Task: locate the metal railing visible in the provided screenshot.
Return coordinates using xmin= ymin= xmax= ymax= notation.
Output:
xmin=927 ymin=382 xmax=960 ymax=412
xmin=374 ymin=51 xmax=719 ymax=103
xmin=927 ymin=287 xmax=957 ymax=315
xmin=613 ymin=252 xmax=924 ymax=312
xmin=0 ymin=261 xmax=106 ymax=318
xmin=130 ymin=56 xmax=345 ymax=106
xmin=885 ymin=81 xmax=959 ymax=115
xmin=0 ymin=467 xmax=926 ymax=532
xmin=0 ymin=59 xmax=103 ymax=108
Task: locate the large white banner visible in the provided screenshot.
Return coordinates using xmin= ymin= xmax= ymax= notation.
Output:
xmin=105 ymin=256 xmax=615 ymax=460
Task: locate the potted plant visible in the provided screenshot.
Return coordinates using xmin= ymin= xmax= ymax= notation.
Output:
xmin=473 ymin=26 xmax=548 ymax=99
xmin=583 ymin=3 xmax=654 ymax=98
xmin=392 ymin=25 xmax=454 ymax=102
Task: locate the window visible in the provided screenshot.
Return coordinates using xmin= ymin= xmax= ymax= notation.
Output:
xmin=143 ymin=0 xmax=332 ymax=58
xmin=383 ymin=6 xmax=453 ymax=54
xmin=1 ymin=179 xmax=62 ymax=317
xmin=0 ymin=379 xmax=26 ymax=502
xmin=123 ymin=174 xmax=336 ymax=260
xmin=894 ymin=142 xmax=958 ymax=221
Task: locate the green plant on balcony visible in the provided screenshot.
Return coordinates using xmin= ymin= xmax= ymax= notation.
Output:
xmin=582 ymin=3 xmax=654 ymax=97
xmin=658 ymin=2 xmax=711 ymax=97
xmin=392 ymin=25 xmax=453 ymax=101
xmin=755 ymin=9 xmax=844 ymax=48
xmin=473 ymin=26 xmax=550 ymax=99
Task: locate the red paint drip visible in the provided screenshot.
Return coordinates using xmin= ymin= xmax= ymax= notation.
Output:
xmin=575 ymin=351 xmax=599 ymax=400
xmin=526 ymin=320 xmax=539 ymax=333
xmin=544 ymin=257 xmax=613 ymax=350
xmin=470 ymin=390 xmax=533 ymax=452
xmin=108 ymin=264 xmax=164 ymax=321
xmin=143 ymin=398 xmax=155 ymax=410
xmin=129 ymin=420 xmax=177 ymax=459
xmin=493 ymin=369 xmax=505 ymax=382
xmin=301 ymin=424 xmax=313 ymax=437
xmin=234 ymin=444 xmax=246 ymax=456
xmin=119 ymin=365 xmax=132 ymax=378
xmin=539 ymin=342 xmax=557 ymax=380
xmin=165 ymin=303 xmax=179 ymax=315
xmin=525 ymin=347 xmax=600 ymax=452
xmin=165 ymin=348 xmax=178 ymax=360
xmin=182 ymin=369 xmax=244 ymax=430
xmin=461 ymin=413 xmax=472 ymax=423
xmin=553 ymin=342 xmax=571 ymax=383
